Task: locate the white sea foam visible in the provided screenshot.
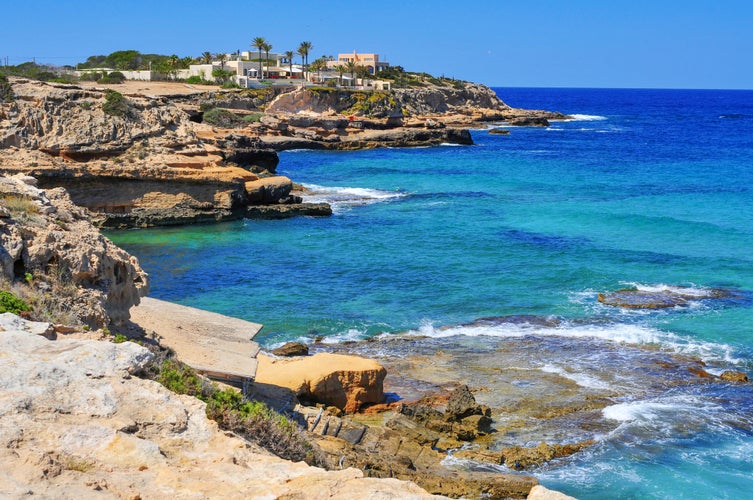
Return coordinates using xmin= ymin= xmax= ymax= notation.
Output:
xmin=624 ymin=282 xmax=711 ymax=298
xmin=540 ymin=363 xmax=613 ymax=390
xmin=566 ymin=114 xmax=608 ymax=121
xmin=405 ymin=319 xmax=741 ymax=365
xmin=440 ymin=142 xmax=466 ymax=147
xmin=300 ymin=183 xmax=406 ymax=213
xmin=602 ymin=395 xmax=724 ymax=437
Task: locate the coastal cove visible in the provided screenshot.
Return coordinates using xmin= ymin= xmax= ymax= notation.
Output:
xmin=110 ymin=87 xmax=753 ymax=499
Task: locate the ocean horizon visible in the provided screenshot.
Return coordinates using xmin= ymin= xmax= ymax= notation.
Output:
xmin=110 ymin=86 xmax=753 ymax=499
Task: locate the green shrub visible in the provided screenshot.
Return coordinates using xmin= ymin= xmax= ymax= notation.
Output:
xmin=139 ymin=354 xmax=322 ymax=466
xmin=0 ymin=290 xmax=31 ymax=314
xmin=0 ymin=75 xmax=13 ymax=102
xmin=102 ymin=89 xmax=129 ymax=117
xmin=242 ymin=113 xmax=262 ymax=123
xmin=113 ymin=333 xmax=128 ymax=343
xmin=221 ymin=80 xmax=240 ymax=89
xmin=97 ymin=71 xmax=125 ymax=84
xmin=202 ymin=107 xmax=244 ymax=127
xmin=80 ymin=72 xmax=102 ymax=82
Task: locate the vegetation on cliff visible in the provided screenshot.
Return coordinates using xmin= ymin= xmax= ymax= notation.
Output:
xmin=138 ymin=349 xmax=324 ymax=466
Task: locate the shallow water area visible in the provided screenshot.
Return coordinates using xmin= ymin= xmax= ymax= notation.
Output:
xmin=110 ymin=88 xmax=753 ymax=498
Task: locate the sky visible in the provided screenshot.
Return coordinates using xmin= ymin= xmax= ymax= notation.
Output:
xmin=2 ymin=0 xmax=752 ymax=89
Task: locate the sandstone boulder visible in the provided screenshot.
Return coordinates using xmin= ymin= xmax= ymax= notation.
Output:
xmin=255 ymin=353 xmax=387 ymax=412
xmin=720 ymin=371 xmax=749 ymax=383
xmin=245 ymin=175 xmax=293 ymax=204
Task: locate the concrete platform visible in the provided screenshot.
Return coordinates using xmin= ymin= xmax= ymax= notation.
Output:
xmin=130 ymin=297 xmax=262 ymax=386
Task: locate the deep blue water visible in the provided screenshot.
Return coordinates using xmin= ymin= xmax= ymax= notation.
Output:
xmin=110 ymin=88 xmax=753 ymax=498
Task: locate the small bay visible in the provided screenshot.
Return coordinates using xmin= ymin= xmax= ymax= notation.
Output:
xmin=110 ymin=87 xmax=753 ymax=498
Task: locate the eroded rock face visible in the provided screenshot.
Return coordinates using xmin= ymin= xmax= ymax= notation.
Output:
xmin=0 ymin=328 xmax=445 ymax=499
xmin=0 ymin=174 xmax=148 ymax=326
xmin=255 ymin=353 xmax=387 ymax=413
xmin=0 ymin=78 xmax=317 ymax=228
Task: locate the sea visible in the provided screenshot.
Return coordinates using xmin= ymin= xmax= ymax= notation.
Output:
xmin=109 ymin=87 xmax=753 ymax=499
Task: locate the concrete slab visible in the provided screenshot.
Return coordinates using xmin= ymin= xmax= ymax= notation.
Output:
xmin=130 ymin=297 xmax=262 ymax=382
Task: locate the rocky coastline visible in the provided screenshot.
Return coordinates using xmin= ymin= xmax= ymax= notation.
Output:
xmin=0 ymin=76 xmax=566 ymax=228
xmin=0 ymin=75 xmax=585 ymax=498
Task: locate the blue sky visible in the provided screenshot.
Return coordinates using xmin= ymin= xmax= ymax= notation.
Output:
xmin=2 ymin=0 xmax=752 ymax=89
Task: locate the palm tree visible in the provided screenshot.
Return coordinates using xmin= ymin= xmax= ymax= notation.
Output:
xmin=297 ymin=41 xmax=312 ymax=80
xmin=251 ymin=37 xmax=266 ymax=79
xmin=333 ymin=64 xmax=346 ymax=86
xmin=284 ymin=50 xmax=294 ymax=78
xmin=215 ymin=52 xmax=227 ymax=69
xmin=263 ymin=42 xmax=272 ymax=79
xmin=345 ymin=60 xmax=358 ymax=87
xmin=309 ymin=57 xmax=326 ymax=83
xmin=201 ymin=51 xmax=213 ymax=64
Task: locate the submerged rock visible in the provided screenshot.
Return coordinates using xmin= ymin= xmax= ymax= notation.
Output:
xmin=720 ymin=371 xmax=749 ymax=383
xmin=598 ymin=286 xmax=736 ymax=309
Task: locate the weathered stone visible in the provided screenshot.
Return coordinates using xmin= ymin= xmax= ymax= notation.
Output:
xmin=272 ymin=341 xmax=310 ymax=357
xmin=244 ymin=175 xmax=293 ymax=204
xmin=720 ymin=371 xmax=749 ymax=383
xmin=0 ymin=313 xmax=54 ymax=338
xmin=255 ymin=353 xmax=386 ymax=413
xmin=598 ymin=287 xmax=736 ymax=309
xmin=0 ymin=175 xmax=148 ymax=327
xmin=527 ymin=485 xmax=578 ymax=500
xmin=508 ymin=116 xmax=550 ymax=127
xmin=446 ymin=385 xmax=484 ymax=421
xmin=0 ymin=327 xmax=446 ymax=499
xmin=244 ymin=202 xmax=332 ymax=219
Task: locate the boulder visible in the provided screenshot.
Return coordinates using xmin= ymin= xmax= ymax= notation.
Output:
xmin=598 ymin=287 xmax=735 ymax=309
xmin=272 ymin=341 xmax=309 ymax=357
xmin=720 ymin=371 xmax=749 ymax=383
xmin=255 ymin=353 xmax=386 ymax=413
xmin=527 ymin=485 xmax=578 ymax=500
xmin=446 ymin=385 xmax=488 ymax=421
xmin=508 ymin=116 xmax=550 ymax=127
xmin=245 ymin=176 xmax=293 ymax=204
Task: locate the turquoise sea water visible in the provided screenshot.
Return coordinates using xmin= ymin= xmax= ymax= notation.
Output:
xmin=110 ymin=88 xmax=753 ymax=498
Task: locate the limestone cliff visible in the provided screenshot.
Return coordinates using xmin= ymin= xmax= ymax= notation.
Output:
xmin=0 ymin=78 xmax=328 ymax=227
xmin=0 ymin=327 xmax=446 ymax=499
xmin=0 ymin=174 xmax=148 ymax=326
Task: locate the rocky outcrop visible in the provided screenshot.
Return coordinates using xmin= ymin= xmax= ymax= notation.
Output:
xmin=299 ymin=405 xmax=539 ymax=499
xmin=0 ymin=78 xmax=330 ymax=228
xmin=0 ymin=327 xmax=446 ymax=499
xmin=0 ymin=174 xmax=148 ymax=326
xmin=598 ymin=286 xmax=737 ymax=309
xmin=272 ymin=341 xmax=310 ymax=357
xmin=255 ymin=353 xmax=387 ymax=413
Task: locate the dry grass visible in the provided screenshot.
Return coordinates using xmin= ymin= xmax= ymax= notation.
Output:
xmin=0 ymin=193 xmax=43 ymax=225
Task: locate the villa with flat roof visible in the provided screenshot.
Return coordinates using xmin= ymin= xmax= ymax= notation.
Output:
xmin=326 ymin=51 xmax=389 ymax=74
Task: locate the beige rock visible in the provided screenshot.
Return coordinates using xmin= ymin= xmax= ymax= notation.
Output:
xmin=527 ymin=485 xmax=578 ymax=500
xmin=0 ymin=327 xmax=447 ymax=500
xmin=0 ymin=175 xmax=148 ymax=326
xmin=245 ymin=175 xmax=293 ymax=204
xmin=256 ymin=353 xmax=387 ymax=412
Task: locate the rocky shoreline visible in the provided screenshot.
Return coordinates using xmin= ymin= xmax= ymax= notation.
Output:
xmin=0 ymin=76 xmax=566 ymax=229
